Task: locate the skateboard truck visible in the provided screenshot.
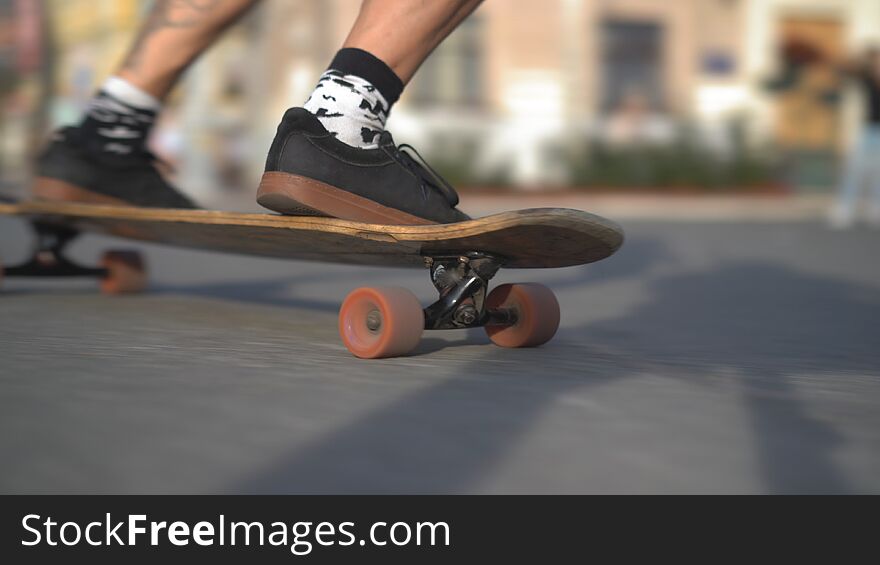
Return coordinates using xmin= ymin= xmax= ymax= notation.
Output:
xmin=0 ymin=220 xmax=147 ymax=294
xmin=422 ymin=252 xmax=514 ymax=330
xmin=3 ymin=221 xmax=107 ymax=279
xmin=341 ymin=249 xmax=559 ymax=358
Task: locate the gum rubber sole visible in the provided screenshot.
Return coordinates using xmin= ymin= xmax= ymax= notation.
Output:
xmin=257 ymin=171 xmax=435 ymax=225
xmin=32 ymin=177 xmax=131 ymax=206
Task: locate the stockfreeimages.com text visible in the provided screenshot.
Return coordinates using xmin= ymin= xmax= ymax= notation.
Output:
xmin=21 ymin=514 xmax=450 ymax=556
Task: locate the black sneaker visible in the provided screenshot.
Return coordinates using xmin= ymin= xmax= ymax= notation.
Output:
xmin=257 ymin=108 xmax=469 ymax=224
xmin=33 ymin=127 xmax=197 ymax=209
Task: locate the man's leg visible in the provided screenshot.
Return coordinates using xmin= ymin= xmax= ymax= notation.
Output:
xmin=118 ymin=0 xmax=261 ymax=100
xmin=260 ymin=0 xmax=482 ymax=224
xmin=302 ymin=0 xmax=482 ymax=149
xmin=342 ymin=0 xmax=483 ymax=84
xmin=34 ymin=0 xmax=259 ymax=208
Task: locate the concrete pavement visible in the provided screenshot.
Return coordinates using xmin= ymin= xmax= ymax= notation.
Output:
xmin=0 ymin=215 xmax=878 ymax=493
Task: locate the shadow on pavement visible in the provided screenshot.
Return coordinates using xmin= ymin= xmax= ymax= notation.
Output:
xmin=153 ymin=276 xmax=342 ymax=314
xmin=588 ymin=261 xmax=879 ymax=494
xmin=232 ymin=344 xmax=624 ymax=494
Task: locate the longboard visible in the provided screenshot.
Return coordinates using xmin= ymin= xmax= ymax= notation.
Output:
xmin=0 ymin=200 xmax=624 ymax=358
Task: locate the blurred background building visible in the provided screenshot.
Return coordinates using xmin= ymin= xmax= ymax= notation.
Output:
xmin=2 ymin=0 xmax=880 ymax=203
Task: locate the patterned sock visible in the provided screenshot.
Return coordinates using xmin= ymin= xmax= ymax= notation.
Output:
xmin=79 ymin=76 xmax=161 ymax=158
xmin=303 ymin=48 xmax=404 ymax=149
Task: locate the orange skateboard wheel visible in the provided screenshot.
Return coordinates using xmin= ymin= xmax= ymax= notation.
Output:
xmin=484 ymin=283 xmax=560 ymax=348
xmin=339 ymin=287 xmax=424 ymax=359
xmin=100 ymin=250 xmax=147 ymax=295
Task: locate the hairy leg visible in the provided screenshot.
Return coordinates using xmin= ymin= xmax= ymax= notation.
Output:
xmin=118 ymin=0 xmax=260 ymax=100
xmin=342 ymin=0 xmax=484 ymax=84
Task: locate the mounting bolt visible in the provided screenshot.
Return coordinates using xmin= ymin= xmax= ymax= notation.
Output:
xmin=455 ymin=304 xmax=478 ymax=326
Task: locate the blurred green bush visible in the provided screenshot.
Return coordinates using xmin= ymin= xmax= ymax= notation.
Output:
xmin=424 ymin=118 xmax=785 ymax=191
xmin=558 ymin=121 xmax=784 ymax=191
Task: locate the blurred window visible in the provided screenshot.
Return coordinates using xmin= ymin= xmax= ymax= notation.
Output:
xmin=600 ymin=20 xmax=665 ymax=113
xmin=410 ymin=16 xmax=485 ymax=109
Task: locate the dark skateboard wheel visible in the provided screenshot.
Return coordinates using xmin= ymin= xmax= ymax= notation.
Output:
xmin=100 ymin=250 xmax=147 ymax=295
xmin=339 ymin=287 xmax=424 ymax=359
xmin=484 ymin=283 xmax=560 ymax=348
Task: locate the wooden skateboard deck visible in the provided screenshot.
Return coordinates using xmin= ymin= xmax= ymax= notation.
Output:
xmin=0 ymin=200 xmax=624 ymax=358
xmin=0 ymin=201 xmax=623 ymax=269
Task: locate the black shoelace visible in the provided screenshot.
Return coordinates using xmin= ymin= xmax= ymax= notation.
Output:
xmin=378 ymin=132 xmax=460 ymax=207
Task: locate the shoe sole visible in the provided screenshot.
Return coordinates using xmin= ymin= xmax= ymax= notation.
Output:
xmin=32 ymin=177 xmax=131 ymax=206
xmin=257 ymin=171 xmax=435 ymax=225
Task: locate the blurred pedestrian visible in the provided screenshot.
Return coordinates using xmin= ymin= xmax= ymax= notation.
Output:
xmin=830 ymin=46 xmax=880 ymax=228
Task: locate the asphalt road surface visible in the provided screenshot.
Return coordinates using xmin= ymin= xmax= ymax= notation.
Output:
xmin=1 ymin=217 xmax=878 ymax=494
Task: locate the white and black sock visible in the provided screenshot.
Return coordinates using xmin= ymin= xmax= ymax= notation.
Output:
xmin=303 ymin=48 xmax=404 ymax=149
xmin=79 ymin=76 xmax=161 ymax=157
